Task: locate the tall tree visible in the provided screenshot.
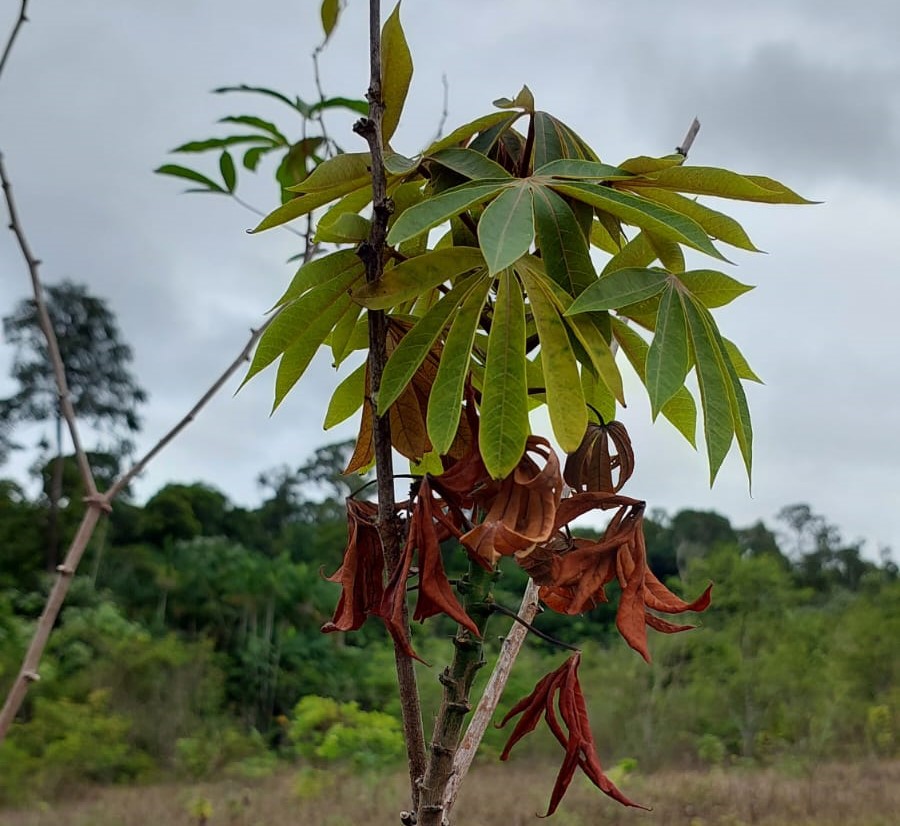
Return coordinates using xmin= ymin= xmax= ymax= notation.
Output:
xmin=1 ymin=280 xmax=147 ymax=569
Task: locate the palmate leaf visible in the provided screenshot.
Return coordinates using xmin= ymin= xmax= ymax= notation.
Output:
xmin=518 ymin=266 xmax=587 ymax=452
xmin=354 ymin=247 xmax=485 ymax=310
xmin=387 ymin=180 xmax=512 ymax=247
xmin=381 ymin=3 xmax=413 ymax=143
xmin=478 ymin=183 xmax=535 ymax=274
xmin=681 ymin=296 xmax=736 ymax=483
xmin=427 ymin=147 xmax=512 ymax=181
xmin=626 ymin=165 xmax=813 ymax=204
xmin=553 ymin=182 xmax=727 ymax=261
xmin=378 ymin=273 xmax=485 ymax=414
xmin=427 ymin=278 xmax=492 ymax=454
xmin=678 ymin=270 xmax=753 ymax=308
xmin=636 ymin=187 xmax=760 ymax=252
xmin=532 ymin=186 xmax=597 ymax=296
xmin=324 ymin=362 xmax=366 ymax=429
xmin=646 ymin=283 xmax=691 ymax=418
xmin=567 ymin=268 xmax=668 ymax=314
xmin=243 ymin=264 xmax=364 ymax=397
xmin=611 ymin=318 xmax=697 ymax=446
xmin=480 ymin=270 xmax=529 ymax=478
xmin=533 ymin=159 xmax=633 ymax=181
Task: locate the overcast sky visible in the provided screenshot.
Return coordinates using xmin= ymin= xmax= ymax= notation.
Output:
xmin=1 ymin=1 xmax=897 ymax=558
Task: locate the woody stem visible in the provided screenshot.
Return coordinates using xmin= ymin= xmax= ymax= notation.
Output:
xmin=416 ymin=559 xmax=495 ymax=826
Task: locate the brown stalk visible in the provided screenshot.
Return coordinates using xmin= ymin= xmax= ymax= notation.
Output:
xmin=0 ymin=0 xmax=28 ymax=80
xmin=354 ymin=0 xmax=427 ymax=811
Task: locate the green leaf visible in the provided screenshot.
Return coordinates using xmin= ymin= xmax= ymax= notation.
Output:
xmin=519 ymin=268 xmax=587 ymax=452
xmin=567 ymin=267 xmax=668 ymax=314
xmin=330 ymin=304 xmax=363 ymax=366
xmin=691 ymin=297 xmax=754 ymax=481
xmin=646 ymin=284 xmax=691 ymax=418
xmin=632 ymin=166 xmax=813 ymax=204
xmin=354 ymin=247 xmax=485 ymax=309
xmin=493 ymin=85 xmax=535 ymax=112
xmin=679 ymin=270 xmax=753 ymax=308
xmin=478 ymin=183 xmax=535 ymax=274
xmin=480 ymin=270 xmax=529 ymax=478
xmin=324 ymin=362 xmax=366 ymax=429
xmin=553 ymin=182 xmax=727 ymax=261
xmin=378 ymin=273 xmax=484 ymax=413
xmin=155 ymin=164 xmax=226 ymax=193
xmin=243 ymin=265 xmax=364 ymax=397
xmin=172 ymin=135 xmax=276 ymax=153
xmin=381 ymin=3 xmax=413 ymax=143
xmin=617 ymin=155 xmax=684 ymax=174
xmin=600 ymin=231 xmax=655 ymax=276
xmin=274 ymin=292 xmax=354 ymax=409
xmin=723 ymin=337 xmax=762 ymax=383
xmin=252 ymin=181 xmax=365 ymax=232
xmin=214 ymin=84 xmax=311 ymax=117
xmin=682 ymin=297 xmax=735 ymax=483
xmin=315 ymin=212 xmax=371 ymax=244
xmin=427 ymin=278 xmax=492 ymax=454
xmin=219 ymin=115 xmax=288 ymax=144
xmin=272 ymin=250 xmax=363 ymax=309
xmin=589 ymin=219 xmax=621 ymax=254
xmin=320 ymin=0 xmax=340 ymax=40
xmin=384 ymin=152 xmax=418 ymax=175
xmin=425 ymin=111 xmax=517 ymax=155
xmin=243 ymin=145 xmax=274 ymax=171
xmin=581 ymin=365 xmax=616 ymax=424
xmin=287 ymin=152 xmax=370 ymax=193
xmin=386 ymin=180 xmax=510 ymax=246
xmin=636 ymin=188 xmax=760 ymax=252
xmin=532 ymin=186 xmax=597 ymax=296
xmin=527 ymin=262 xmax=624 ymax=405
xmin=310 ymin=96 xmax=370 ymax=116
xmin=645 ymin=233 xmax=685 ymax=272
xmin=533 ymin=159 xmax=633 ymax=181
xmin=612 ymin=318 xmax=697 ymax=446
xmin=531 ymin=112 xmax=598 ymax=169
xmin=219 ymin=151 xmax=236 ymax=193
xmin=428 ymin=148 xmax=512 ymax=181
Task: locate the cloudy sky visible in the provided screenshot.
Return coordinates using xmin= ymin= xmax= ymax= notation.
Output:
xmin=1 ymin=1 xmax=897 ymax=557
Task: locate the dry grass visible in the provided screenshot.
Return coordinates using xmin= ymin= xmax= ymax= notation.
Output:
xmin=0 ymin=760 xmax=897 ymax=826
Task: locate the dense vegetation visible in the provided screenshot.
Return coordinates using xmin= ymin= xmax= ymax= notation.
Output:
xmin=0 ymin=442 xmax=896 ymax=805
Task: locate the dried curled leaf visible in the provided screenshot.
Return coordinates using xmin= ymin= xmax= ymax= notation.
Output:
xmin=461 ymin=436 xmax=563 ymax=566
xmin=519 ymin=492 xmax=712 ymax=661
xmin=382 ymin=478 xmax=479 ymax=655
xmin=498 ymin=653 xmax=647 ymax=816
xmin=563 ymin=420 xmax=635 ymax=493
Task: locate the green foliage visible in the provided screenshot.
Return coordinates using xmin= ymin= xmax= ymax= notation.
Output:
xmin=289 ymin=695 xmax=405 ymax=769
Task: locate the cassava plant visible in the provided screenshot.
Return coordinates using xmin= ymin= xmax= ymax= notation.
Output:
xmin=165 ymin=3 xmax=810 ymax=822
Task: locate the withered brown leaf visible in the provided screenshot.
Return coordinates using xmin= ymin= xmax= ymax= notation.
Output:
xmin=498 ymin=653 xmax=647 ymax=816
xmin=563 ymin=420 xmax=635 ymax=494
xmin=461 ymin=436 xmax=563 ymax=566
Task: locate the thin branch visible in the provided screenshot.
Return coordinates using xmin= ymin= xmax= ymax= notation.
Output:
xmin=0 ymin=153 xmax=97 ymax=497
xmin=426 ymin=73 xmax=450 ymax=147
xmin=356 ymin=0 xmax=427 ymax=811
xmin=488 ymin=601 xmax=579 ymax=652
xmin=442 ymin=579 xmax=541 ymax=822
xmin=0 ymin=0 xmax=28 ymax=82
xmin=676 ymin=117 xmax=701 ymax=157
xmin=107 ymin=314 xmax=275 ymax=499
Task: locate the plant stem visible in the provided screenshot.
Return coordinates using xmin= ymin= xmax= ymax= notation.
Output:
xmin=417 ymin=561 xmax=495 ymax=826
xmin=356 ymin=0 xmax=427 ymax=811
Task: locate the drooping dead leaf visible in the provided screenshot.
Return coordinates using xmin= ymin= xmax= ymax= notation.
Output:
xmin=498 ymin=652 xmax=647 ymax=816
xmin=563 ymin=420 xmax=635 ymax=494
xmin=461 ymin=436 xmax=563 ymax=566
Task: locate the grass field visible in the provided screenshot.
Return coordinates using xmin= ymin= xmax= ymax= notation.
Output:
xmin=0 ymin=760 xmax=897 ymax=826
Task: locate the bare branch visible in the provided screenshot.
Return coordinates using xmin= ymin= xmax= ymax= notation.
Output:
xmin=426 ymin=73 xmax=450 ymax=147
xmin=0 ymin=0 xmax=28 ymax=82
xmin=676 ymin=116 xmax=701 ymax=157
xmin=107 ymin=315 xmax=275 ymax=499
xmin=0 ymin=153 xmax=98 ymax=496
xmin=441 ymin=579 xmax=541 ymax=821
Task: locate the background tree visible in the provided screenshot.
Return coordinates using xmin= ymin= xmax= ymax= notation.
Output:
xmin=1 ymin=280 xmax=147 ymax=569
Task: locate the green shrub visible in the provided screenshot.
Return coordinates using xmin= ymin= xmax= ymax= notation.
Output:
xmin=289 ymin=695 xmax=404 ymax=769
